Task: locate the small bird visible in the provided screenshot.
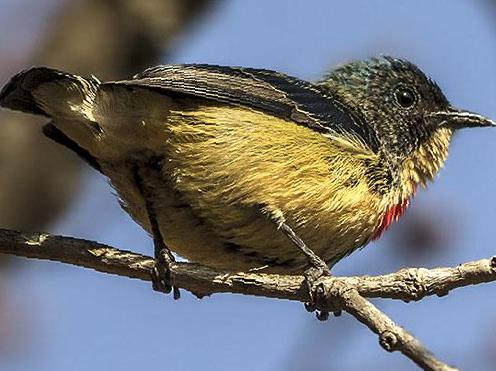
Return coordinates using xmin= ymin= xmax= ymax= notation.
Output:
xmin=0 ymin=57 xmax=494 ymax=301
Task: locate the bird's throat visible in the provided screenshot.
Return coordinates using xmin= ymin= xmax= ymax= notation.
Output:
xmin=371 ymin=128 xmax=452 ymax=241
xmin=400 ymin=128 xmax=452 ymax=193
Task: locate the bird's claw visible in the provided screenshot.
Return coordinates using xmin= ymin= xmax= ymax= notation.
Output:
xmin=151 ymin=248 xmax=180 ymax=299
xmin=304 ymin=263 xmax=331 ymax=321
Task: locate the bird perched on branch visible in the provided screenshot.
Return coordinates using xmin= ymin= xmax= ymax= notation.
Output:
xmin=0 ymin=57 xmax=494 ymax=312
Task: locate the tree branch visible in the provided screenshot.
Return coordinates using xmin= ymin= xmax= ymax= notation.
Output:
xmin=1 ymin=228 xmax=494 ymax=370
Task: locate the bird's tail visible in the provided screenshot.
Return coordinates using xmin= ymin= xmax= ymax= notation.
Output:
xmin=0 ymin=67 xmax=99 ymax=121
xmin=0 ymin=67 xmax=103 ymax=171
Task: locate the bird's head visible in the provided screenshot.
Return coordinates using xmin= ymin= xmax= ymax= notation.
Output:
xmin=320 ymin=56 xmax=495 ymax=192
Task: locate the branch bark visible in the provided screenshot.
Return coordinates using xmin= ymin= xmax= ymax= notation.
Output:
xmin=1 ymin=228 xmax=494 ymax=370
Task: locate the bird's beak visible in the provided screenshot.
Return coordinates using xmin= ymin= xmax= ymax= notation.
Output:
xmin=428 ymin=107 xmax=496 ymax=130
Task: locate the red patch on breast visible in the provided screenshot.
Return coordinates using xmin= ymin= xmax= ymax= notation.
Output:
xmin=371 ymin=197 xmax=411 ymax=240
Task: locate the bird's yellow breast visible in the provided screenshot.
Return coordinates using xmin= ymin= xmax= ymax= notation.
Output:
xmin=108 ymin=103 xmax=387 ymax=272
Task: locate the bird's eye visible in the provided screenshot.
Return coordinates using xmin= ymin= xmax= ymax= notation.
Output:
xmin=393 ymin=86 xmax=417 ymax=109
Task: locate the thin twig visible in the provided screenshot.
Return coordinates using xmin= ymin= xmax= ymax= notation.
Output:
xmin=324 ymin=281 xmax=456 ymax=370
xmin=1 ymin=228 xmax=494 ymax=370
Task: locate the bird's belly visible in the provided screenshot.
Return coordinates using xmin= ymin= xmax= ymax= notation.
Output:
xmin=103 ymin=156 xmax=382 ymax=274
xmin=102 ymin=160 xmax=292 ymax=272
xmin=158 ymin=189 xmax=380 ymax=273
xmin=99 ymin=105 xmax=385 ymax=273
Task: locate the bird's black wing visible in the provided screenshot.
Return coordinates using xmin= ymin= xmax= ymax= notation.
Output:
xmin=104 ymin=64 xmax=379 ymax=151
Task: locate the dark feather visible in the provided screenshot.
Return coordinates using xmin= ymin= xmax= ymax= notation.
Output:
xmin=42 ymin=122 xmax=102 ymax=173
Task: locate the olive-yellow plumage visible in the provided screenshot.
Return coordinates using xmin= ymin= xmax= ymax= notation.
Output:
xmin=162 ymin=104 xmax=383 ymax=272
xmin=0 ymin=57 xmax=494 ymax=278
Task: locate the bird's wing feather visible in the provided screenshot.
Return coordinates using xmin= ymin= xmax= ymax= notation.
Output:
xmin=103 ymin=64 xmax=379 ymax=151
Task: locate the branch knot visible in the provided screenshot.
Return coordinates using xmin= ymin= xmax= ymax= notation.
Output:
xmin=379 ymin=330 xmax=399 ymax=352
xmin=401 ymin=268 xmax=428 ymax=301
xmin=490 ymin=256 xmax=496 ymax=271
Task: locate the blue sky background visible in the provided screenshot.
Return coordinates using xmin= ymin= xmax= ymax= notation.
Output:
xmin=1 ymin=1 xmax=496 ymax=370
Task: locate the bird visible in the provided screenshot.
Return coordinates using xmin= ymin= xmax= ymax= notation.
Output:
xmin=1 ymin=56 xmax=494 ymax=304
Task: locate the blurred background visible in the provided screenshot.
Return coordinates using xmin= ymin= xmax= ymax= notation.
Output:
xmin=0 ymin=0 xmax=495 ymax=370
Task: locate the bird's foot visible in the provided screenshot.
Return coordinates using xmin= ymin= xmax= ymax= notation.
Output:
xmin=303 ymin=259 xmax=331 ymax=321
xmin=275 ymin=220 xmax=332 ymax=320
xmin=151 ymin=248 xmax=180 ymax=300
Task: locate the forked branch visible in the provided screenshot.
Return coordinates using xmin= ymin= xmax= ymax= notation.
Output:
xmin=1 ymin=228 xmax=494 ymax=370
